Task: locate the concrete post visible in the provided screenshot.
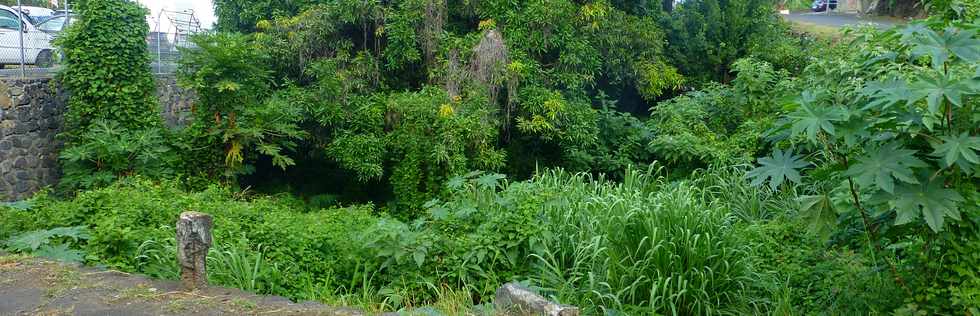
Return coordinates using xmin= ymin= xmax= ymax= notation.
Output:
xmin=176 ymin=211 xmax=212 ymax=290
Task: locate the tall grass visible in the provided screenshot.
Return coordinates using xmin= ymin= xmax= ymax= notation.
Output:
xmin=689 ymin=166 xmax=800 ymax=222
xmin=526 ymin=167 xmax=757 ymax=315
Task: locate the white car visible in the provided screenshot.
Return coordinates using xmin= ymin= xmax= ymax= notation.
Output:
xmin=0 ymin=5 xmax=54 ymax=67
xmin=36 ymin=13 xmax=73 ymax=34
xmin=16 ymin=6 xmax=55 ymax=22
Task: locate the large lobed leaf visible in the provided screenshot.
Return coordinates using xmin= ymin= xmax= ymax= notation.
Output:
xmin=4 ymin=226 xmax=91 ymax=252
xmin=787 ymin=92 xmax=846 ymax=142
xmin=746 ymin=148 xmax=810 ymax=190
xmin=876 ymin=174 xmax=965 ymax=232
xmin=931 ymin=132 xmax=980 ymax=172
xmin=845 ymin=142 xmax=928 ymax=193
xmin=907 ymin=26 xmax=980 ymax=70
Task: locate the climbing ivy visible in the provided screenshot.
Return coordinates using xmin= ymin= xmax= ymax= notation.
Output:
xmin=56 ymin=0 xmax=160 ymax=137
xmin=55 ymin=0 xmax=167 ymax=191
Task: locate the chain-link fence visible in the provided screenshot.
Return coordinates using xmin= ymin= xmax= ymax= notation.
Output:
xmin=150 ymin=9 xmax=201 ymax=74
xmin=0 ymin=1 xmax=67 ymax=77
xmin=0 ymin=0 xmax=202 ymax=78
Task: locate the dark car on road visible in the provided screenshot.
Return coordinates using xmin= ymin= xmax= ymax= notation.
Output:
xmin=812 ymin=0 xmax=838 ymax=12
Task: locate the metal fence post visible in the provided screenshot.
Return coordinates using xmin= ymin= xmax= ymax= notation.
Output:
xmin=66 ymin=0 xmax=71 ymax=28
xmin=16 ymin=0 xmax=25 ymax=78
xmin=156 ymin=12 xmax=162 ymax=74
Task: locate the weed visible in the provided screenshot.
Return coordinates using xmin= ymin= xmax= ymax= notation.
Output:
xmin=230 ymin=298 xmax=258 ymax=310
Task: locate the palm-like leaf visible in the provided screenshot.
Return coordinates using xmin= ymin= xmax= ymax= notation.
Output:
xmin=845 ymin=142 xmax=927 ymax=193
xmin=879 ymin=174 xmax=964 ymax=232
xmin=787 ymin=92 xmax=846 ymax=142
xmin=931 ymin=132 xmax=980 ymax=171
xmin=746 ymin=149 xmax=810 ymax=190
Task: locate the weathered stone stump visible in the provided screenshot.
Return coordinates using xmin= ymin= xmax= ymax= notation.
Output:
xmin=176 ymin=211 xmax=212 ymax=291
xmin=495 ymin=282 xmax=580 ymax=316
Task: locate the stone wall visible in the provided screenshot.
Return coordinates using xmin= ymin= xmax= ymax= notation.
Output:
xmin=156 ymin=75 xmax=194 ymax=129
xmin=0 ymin=76 xmax=194 ymax=201
xmin=0 ymin=79 xmax=66 ymax=201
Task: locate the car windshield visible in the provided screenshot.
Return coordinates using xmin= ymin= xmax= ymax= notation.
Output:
xmin=37 ymin=15 xmax=70 ymax=32
xmin=16 ymin=11 xmax=37 ymax=24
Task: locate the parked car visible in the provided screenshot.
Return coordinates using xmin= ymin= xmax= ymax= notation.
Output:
xmin=36 ymin=13 xmax=73 ymax=34
xmin=16 ymin=6 xmax=54 ymax=23
xmin=811 ymin=0 xmax=839 ymax=12
xmin=0 ymin=5 xmax=55 ymax=67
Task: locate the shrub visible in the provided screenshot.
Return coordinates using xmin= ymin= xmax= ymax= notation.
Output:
xmin=54 ymin=0 xmax=169 ymax=192
xmin=56 ymin=0 xmax=159 ymax=136
xmin=662 ymin=0 xmax=782 ymax=83
xmin=747 ymin=19 xmax=980 ymax=314
xmin=901 ymin=217 xmax=980 ymax=314
xmin=178 ymin=33 xmax=306 ymax=179
xmin=647 ymin=58 xmax=792 ymax=170
xmin=359 ymin=167 xmax=764 ymax=313
xmin=744 ymin=218 xmax=907 ymax=314
xmin=58 ymin=120 xmax=179 ymax=191
xmin=0 ymin=178 xmax=378 ymax=300
xmin=3 ymin=167 xmax=773 ymax=312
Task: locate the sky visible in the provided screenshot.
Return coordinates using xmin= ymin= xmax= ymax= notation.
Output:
xmin=136 ymin=0 xmax=216 ymax=31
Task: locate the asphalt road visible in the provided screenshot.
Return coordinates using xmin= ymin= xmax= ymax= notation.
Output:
xmin=783 ymin=12 xmax=904 ymax=29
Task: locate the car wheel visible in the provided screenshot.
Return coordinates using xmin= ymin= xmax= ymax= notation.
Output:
xmin=35 ymin=50 xmax=53 ymax=68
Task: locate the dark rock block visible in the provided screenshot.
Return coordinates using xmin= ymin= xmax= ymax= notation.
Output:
xmin=14 ymin=180 xmax=29 ymax=193
xmin=13 ymin=157 xmax=26 ymax=168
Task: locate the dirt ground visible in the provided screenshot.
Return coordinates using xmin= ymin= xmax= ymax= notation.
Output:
xmin=0 ymin=254 xmax=369 ymax=316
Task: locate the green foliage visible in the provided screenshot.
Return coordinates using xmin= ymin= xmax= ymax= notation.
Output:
xmin=58 ymin=120 xmax=179 ymax=191
xmin=35 ymin=0 xmax=971 ymax=313
xmin=4 ymin=167 xmax=788 ymax=312
xmin=747 ymin=148 xmax=810 ymax=190
xmin=56 ymin=0 xmax=159 ymax=136
xmin=381 ymin=88 xmax=505 ymax=212
xmin=563 ymin=95 xmax=655 ymax=177
xmin=771 ymin=20 xmax=980 ymax=234
xmin=844 ymin=142 xmax=927 ymax=194
xmin=899 ymin=217 xmax=980 ymax=314
xmin=921 ymin=0 xmax=980 ymax=22
xmin=178 ymin=33 xmax=306 ymax=178
xmin=348 ymin=167 xmax=776 ymax=313
xmin=212 ymin=0 xmax=313 ymax=32
xmin=748 ymin=18 xmax=980 ymax=313
xmin=745 ymin=218 xmax=907 ymax=314
xmin=4 ymin=226 xmax=90 ymax=263
xmin=528 ymin=168 xmax=757 ymax=315
xmin=170 ymin=0 xmax=809 ymax=214
xmin=662 ymin=0 xmax=784 ymax=83
xmin=0 ymin=178 xmax=379 ymax=300
xmin=648 ymin=58 xmax=791 ymax=170
xmin=53 ymin=0 xmax=164 ymax=191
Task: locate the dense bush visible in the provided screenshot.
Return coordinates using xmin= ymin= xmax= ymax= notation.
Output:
xmin=747 ymin=19 xmax=980 ymax=313
xmin=0 ymin=178 xmax=378 ymax=299
xmin=16 ymin=0 xmax=976 ymax=314
xmin=58 ymin=121 xmax=179 ymax=190
xmin=55 ymin=0 xmax=168 ymax=191
xmin=646 ymin=58 xmax=794 ymax=171
xmin=2 ymin=168 xmax=783 ymax=313
xmin=56 ymin=0 xmax=159 ymax=135
xmin=177 ymin=33 xmax=306 ymax=179
xmin=661 ymin=0 xmax=785 ymax=83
